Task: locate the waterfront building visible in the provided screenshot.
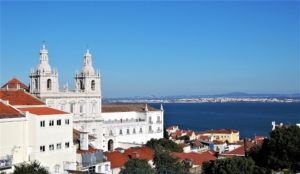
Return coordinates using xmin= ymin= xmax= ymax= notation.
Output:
xmin=201 ymin=129 xmax=239 ymax=143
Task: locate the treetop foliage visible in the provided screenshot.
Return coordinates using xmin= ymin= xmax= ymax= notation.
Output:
xmin=120 ymin=158 xmax=153 ymax=174
xmin=146 ymin=138 xmax=183 ymax=152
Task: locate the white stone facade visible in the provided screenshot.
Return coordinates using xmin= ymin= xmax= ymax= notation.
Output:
xmin=29 ymin=44 xmax=164 ymax=151
xmin=29 ymin=44 xmax=103 ymax=149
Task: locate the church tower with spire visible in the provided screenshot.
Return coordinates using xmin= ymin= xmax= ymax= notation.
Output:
xmin=29 ymin=43 xmax=59 ymax=98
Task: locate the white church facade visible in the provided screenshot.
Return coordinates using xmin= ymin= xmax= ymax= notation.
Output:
xmin=29 ymin=44 xmax=164 ymax=152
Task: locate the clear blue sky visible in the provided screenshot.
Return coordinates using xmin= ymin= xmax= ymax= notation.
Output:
xmin=1 ymin=1 xmax=299 ymax=98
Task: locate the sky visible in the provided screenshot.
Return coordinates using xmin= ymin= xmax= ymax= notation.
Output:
xmin=1 ymin=1 xmax=299 ymax=98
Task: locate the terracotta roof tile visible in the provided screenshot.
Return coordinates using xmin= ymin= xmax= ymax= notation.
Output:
xmin=105 ymin=151 xmax=129 ymax=168
xmin=213 ymin=140 xmax=225 ymax=145
xmin=200 ymin=135 xmax=209 ymax=139
xmin=172 ymin=152 xmax=217 ymax=166
xmin=102 ymin=104 xmax=159 ymax=113
xmin=186 ymin=130 xmax=194 ymax=137
xmin=0 ymin=102 xmax=25 ymax=119
xmin=123 ymin=146 xmax=154 ymax=161
xmin=224 ymin=142 xmax=254 ymax=156
xmin=1 ymin=78 xmax=28 ymax=90
xmin=0 ymin=90 xmax=44 ymax=105
xmin=18 ymin=107 xmax=69 ymax=115
xmin=167 ymin=125 xmax=177 ymax=130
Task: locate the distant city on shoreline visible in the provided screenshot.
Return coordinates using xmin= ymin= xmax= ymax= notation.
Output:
xmin=103 ymin=92 xmax=300 ymax=103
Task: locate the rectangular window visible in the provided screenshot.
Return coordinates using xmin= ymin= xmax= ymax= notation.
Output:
xmin=40 ymin=120 xmax=45 ymax=127
xmin=98 ymin=166 xmax=101 ymax=172
xmin=57 ymin=119 xmax=61 ymax=126
xmin=65 ymin=119 xmax=69 ymax=125
xmin=139 ymin=128 xmax=142 ymax=133
xmin=126 ymin=129 xmax=129 ymax=134
xmin=133 ymin=128 xmax=136 ymax=134
xmin=65 ymin=142 xmax=70 ymax=148
xmin=149 ymin=126 xmax=152 ymax=131
xmin=40 ymin=145 xmax=45 ymax=152
xmin=61 ymin=105 xmax=64 ymax=111
xmin=119 ymin=129 xmax=122 ymax=135
xmin=57 ymin=143 xmax=61 ymax=150
xmin=70 ymin=104 xmax=74 ymax=113
xmin=49 ymin=144 xmax=54 ymax=151
xmin=105 ymin=165 xmax=109 ymax=171
xmin=80 ymin=105 xmax=83 ymax=113
xmin=49 ymin=120 xmax=54 ymax=127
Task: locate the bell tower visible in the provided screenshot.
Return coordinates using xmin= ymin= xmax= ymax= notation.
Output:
xmin=29 ymin=42 xmax=59 ymax=98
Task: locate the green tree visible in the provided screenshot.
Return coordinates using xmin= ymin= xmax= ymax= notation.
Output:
xmin=163 ymin=126 xmax=170 ymax=140
xmin=250 ymin=125 xmax=300 ymax=172
xmin=152 ymin=147 xmax=185 ymax=174
xmin=120 ymin=158 xmax=153 ymax=174
xmin=146 ymin=138 xmax=183 ymax=152
xmin=13 ymin=160 xmax=50 ymax=174
xmin=202 ymin=156 xmax=255 ymax=174
xmin=176 ymin=135 xmax=190 ymax=141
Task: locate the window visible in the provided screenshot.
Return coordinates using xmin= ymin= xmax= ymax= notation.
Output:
xmin=57 ymin=143 xmax=61 ymax=150
xmin=126 ymin=129 xmax=129 ymax=134
xmin=80 ymin=105 xmax=83 ymax=113
xmin=49 ymin=120 xmax=54 ymax=127
xmin=119 ymin=129 xmax=123 ymax=135
xmin=70 ymin=104 xmax=74 ymax=113
xmin=47 ymin=79 xmax=51 ymax=90
xmin=40 ymin=145 xmax=45 ymax=152
xmin=149 ymin=126 xmax=152 ymax=131
xmin=139 ymin=128 xmax=142 ymax=133
xmin=65 ymin=119 xmax=69 ymax=125
xmin=133 ymin=128 xmax=136 ymax=134
xmin=57 ymin=119 xmax=61 ymax=126
xmin=61 ymin=105 xmax=64 ymax=111
xmin=98 ymin=166 xmax=101 ymax=172
xmin=9 ymin=83 xmax=14 ymax=88
xmin=40 ymin=120 xmax=45 ymax=127
xmin=49 ymin=144 xmax=54 ymax=151
xmin=91 ymin=80 xmax=95 ymax=90
xmin=157 ymin=116 xmax=161 ymax=122
xmin=65 ymin=142 xmax=70 ymax=148
xmin=105 ymin=164 xmax=109 ymax=171
xmin=109 ymin=130 xmax=113 ymax=136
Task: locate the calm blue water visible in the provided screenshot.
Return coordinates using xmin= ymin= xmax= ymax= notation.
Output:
xmin=150 ymin=103 xmax=300 ymax=139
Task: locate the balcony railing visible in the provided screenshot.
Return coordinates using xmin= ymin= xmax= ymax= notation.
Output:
xmin=157 ymin=129 xmax=162 ymax=133
xmin=149 ymin=130 xmax=153 ymax=134
xmin=156 ymin=120 xmax=162 ymax=124
xmin=148 ymin=121 xmax=153 ymax=124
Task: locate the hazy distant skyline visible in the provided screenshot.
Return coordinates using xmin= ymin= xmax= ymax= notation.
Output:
xmin=1 ymin=1 xmax=299 ymax=98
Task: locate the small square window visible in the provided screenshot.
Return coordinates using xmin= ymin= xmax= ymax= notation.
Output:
xmin=40 ymin=145 xmax=45 ymax=152
xmin=57 ymin=119 xmax=61 ymax=126
xmin=49 ymin=120 xmax=54 ymax=127
xmin=65 ymin=142 xmax=70 ymax=148
xmin=40 ymin=120 xmax=45 ymax=127
xmin=49 ymin=144 xmax=54 ymax=151
xmin=57 ymin=143 xmax=61 ymax=150
xmin=65 ymin=119 xmax=69 ymax=125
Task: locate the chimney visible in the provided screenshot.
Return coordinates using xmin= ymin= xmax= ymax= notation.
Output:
xmin=131 ymin=152 xmax=140 ymax=159
xmin=80 ymin=132 xmax=89 ymax=150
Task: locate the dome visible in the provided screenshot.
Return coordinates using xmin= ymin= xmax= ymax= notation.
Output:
xmin=81 ymin=66 xmax=95 ymax=75
xmin=37 ymin=63 xmax=52 ymax=73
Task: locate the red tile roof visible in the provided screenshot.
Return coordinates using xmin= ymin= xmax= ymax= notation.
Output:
xmin=172 ymin=152 xmax=217 ymax=166
xmin=186 ymin=130 xmax=194 ymax=137
xmin=223 ymin=142 xmax=254 ymax=156
xmin=102 ymin=104 xmax=159 ymax=113
xmin=105 ymin=146 xmax=154 ymax=169
xmin=204 ymin=129 xmax=239 ymax=134
xmin=0 ymin=102 xmax=25 ymax=119
xmin=199 ymin=135 xmax=209 ymax=139
xmin=105 ymin=151 xmax=129 ymax=169
xmin=0 ymin=90 xmax=44 ymax=105
xmin=167 ymin=125 xmax=177 ymax=130
xmin=123 ymin=146 xmax=154 ymax=161
xmin=77 ymin=147 xmax=101 ymax=154
xmin=18 ymin=107 xmax=69 ymax=115
xmin=213 ymin=140 xmax=225 ymax=145
xmin=1 ymin=78 xmax=28 ymax=90
xmin=254 ymin=136 xmax=267 ymax=146
xmin=191 ymin=141 xmax=201 ymax=146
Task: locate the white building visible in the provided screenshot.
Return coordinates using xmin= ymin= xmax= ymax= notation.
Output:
xmin=28 ymin=43 xmax=164 ymax=151
xmin=0 ymin=89 xmax=76 ymax=174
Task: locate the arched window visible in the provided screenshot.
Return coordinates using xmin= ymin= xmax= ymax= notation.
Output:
xmin=80 ymin=80 xmax=84 ymax=90
xmin=35 ymin=79 xmax=38 ymax=89
xmin=47 ymin=79 xmax=51 ymax=90
xmin=91 ymin=80 xmax=95 ymax=90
